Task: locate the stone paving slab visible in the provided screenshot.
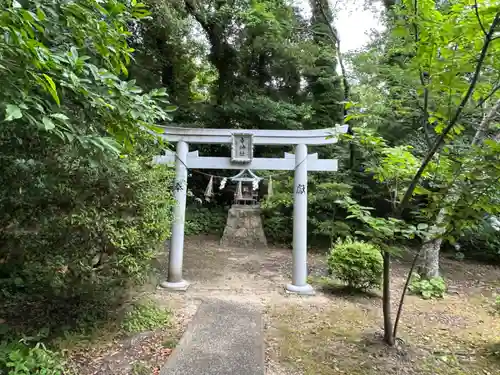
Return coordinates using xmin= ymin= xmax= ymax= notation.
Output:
xmin=161 ymin=299 xmax=265 ymax=375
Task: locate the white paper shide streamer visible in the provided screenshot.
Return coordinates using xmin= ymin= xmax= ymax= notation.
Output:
xmin=204 ymin=176 xmax=214 ymax=201
xmin=235 ymin=180 xmax=243 ymax=200
xmin=219 ymin=177 xmax=227 ymax=190
xmin=252 ymin=178 xmax=259 ymax=191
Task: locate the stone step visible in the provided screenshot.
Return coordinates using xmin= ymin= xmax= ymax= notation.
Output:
xmin=161 ymin=300 xmax=265 ymax=375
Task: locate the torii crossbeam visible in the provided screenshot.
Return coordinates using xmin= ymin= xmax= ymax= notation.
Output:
xmin=154 ymin=125 xmax=348 ymax=294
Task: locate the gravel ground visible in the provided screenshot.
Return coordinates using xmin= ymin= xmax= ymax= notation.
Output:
xmin=67 ymin=236 xmax=500 ymax=375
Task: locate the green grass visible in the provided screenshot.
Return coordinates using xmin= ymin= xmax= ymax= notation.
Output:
xmin=162 ymin=338 xmax=178 ymax=349
xmin=121 ymin=299 xmax=171 ymax=334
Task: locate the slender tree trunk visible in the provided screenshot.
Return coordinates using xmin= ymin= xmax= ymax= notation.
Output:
xmin=382 ymin=251 xmax=394 ymax=345
xmin=420 ymin=99 xmax=500 ymax=279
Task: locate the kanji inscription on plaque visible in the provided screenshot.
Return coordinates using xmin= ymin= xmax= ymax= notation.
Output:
xmin=231 ymin=132 xmax=253 ymax=163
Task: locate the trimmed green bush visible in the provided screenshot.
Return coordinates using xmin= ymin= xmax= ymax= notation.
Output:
xmin=327 ymin=239 xmax=383 ymax=290
xmin=0 ymin=152 xmax=173 ymax=299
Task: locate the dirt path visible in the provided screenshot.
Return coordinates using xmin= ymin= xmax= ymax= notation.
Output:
xmin=154 ymin=236 xmax=331 ymax=375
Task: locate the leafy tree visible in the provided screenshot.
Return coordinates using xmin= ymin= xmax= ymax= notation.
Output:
xmin=306 ymin=0 xmax=344 ymax=128
xmin=0 ymin=0 xmax=176 ymax=331
xmin=129 ymin=0 xmax=347 ymax=132
xmin=1 ymin=0 xmax=173 ymax=151
xmin=364 ymin=0 xmax=500 ymax=345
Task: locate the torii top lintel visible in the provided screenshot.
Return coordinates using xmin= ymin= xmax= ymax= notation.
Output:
xmin=158 ymin=125 xmax=349 ymax=146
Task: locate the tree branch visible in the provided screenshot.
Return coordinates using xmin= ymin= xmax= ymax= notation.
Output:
xmin=412 ymin=0 xmax=433 ymax=148
xmin=474 ymin=0 xmax=488 ymax=37
xmin=317 ymin=1 xmax=351 ymax=117
xmin=397 ymin=12 xmax=500 ymax=216
xmin=475 ymin=83 xmax=500 ymax=109
xmin=421 ymin=83 xmax=432 ymax=147
xmin=392 ymin=246 xmax=422 ymax=339
xmin=184 ymin=0 xmax=207 ymax=29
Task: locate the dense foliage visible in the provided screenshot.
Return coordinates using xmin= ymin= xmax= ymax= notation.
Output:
xmin=0 ymin=342 xmax=65 ymax=375
xmin=1 ymin=154 xmax=173 ymax=299
xmin=455 ymin=219 xmax=500 ymax=263
xmin=185 ymin=206 xmax=227 ymax=236
xmin=0 ymin=0 xmax=175 ymax=347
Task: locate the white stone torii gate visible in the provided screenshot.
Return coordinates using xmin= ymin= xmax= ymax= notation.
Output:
xmin=154 ymin=126 xmax=348 ymax=294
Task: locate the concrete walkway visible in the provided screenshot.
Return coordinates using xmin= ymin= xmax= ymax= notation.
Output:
xmin=161 ymin=299 xmax=265 ymax=375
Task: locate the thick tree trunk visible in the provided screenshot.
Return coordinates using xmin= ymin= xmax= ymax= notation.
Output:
xmin=184 ymin=0 xmax=238 ymax=108
xmin=419 ymin=237 xmax=442 ymax=278
xmin=419 ymin=209 xmax=446 ymax=278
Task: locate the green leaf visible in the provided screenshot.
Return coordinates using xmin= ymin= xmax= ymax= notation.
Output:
xmin=5 ymin=104 xmax=22 ymax=121
xmin=120 ymin=62 xmax=129 ymax=76
xmin=422 ymin=290 xmax=432 ymax=299
xmin=42 ymin=116 xmax=56 ymax=130
xmin=42 ymin=74 xmax=60 ymax=106
xmin=99 ymin=137 xmax=121 ymax=155
xmin=50 ymin=113 xmax=69 ymax=121
xmin=147 ymin=125 xmax=166 ymax=134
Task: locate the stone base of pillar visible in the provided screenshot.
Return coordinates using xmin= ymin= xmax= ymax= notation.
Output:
xmin=285 ymin=283 xmax=315 ymax=295
xmin=220 ymin=205 xmax=267 ymax=248
xmin=159 ymin=280 xmax=190 ymax=291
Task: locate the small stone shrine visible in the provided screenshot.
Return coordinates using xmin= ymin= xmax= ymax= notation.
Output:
xmin=220 ymin=169 xmax=268 ymax=248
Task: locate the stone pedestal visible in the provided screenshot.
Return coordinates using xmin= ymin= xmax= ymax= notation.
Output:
xmin=220 ymin=205 xmax=267 ymax=248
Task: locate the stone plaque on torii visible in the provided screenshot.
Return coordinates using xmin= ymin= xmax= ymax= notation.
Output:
xmin=154 ymin=125 xmax=348 ymax=294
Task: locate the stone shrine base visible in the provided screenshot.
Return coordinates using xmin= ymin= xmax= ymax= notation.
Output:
xmin=220 ymin=205 xmax=267 ymax=248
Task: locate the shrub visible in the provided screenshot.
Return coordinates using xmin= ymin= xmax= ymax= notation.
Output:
xmin=453 ymin=218 xmax=500 ymax=264
xmin=408 ymin=274 xmax=446 ymax=299
xmin=0 ymin=145 xmax=174 ymax=335
xmin=0 ymin=342 xmax=65 ymax=375
xmin=327 ymin=239 xmax=383 ymax=290
xmin=0 ymin=0 xmax=175 ymax=338
xmin=261 ymin=175 xmax=356 ymax=246
xmin=0 ymin=152 xmax=173 ymax=297
xmin=185 ymin=206 xmax=227 ymax=236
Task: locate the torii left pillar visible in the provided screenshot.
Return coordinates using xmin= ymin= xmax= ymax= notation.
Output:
xmin=159 ymin=140 xmax=190 ymax=290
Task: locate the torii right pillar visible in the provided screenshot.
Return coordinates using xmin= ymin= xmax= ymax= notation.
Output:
xmin=286 ymin=143 xmax=314 ymax=295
